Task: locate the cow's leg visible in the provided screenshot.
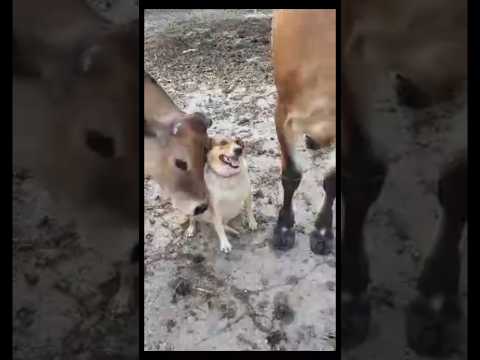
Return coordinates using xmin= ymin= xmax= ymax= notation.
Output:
xmin=406 ymin=157 xmax=467 ymax=357
xmin=273 ymin=103 xmax=302 ymax=250
xmin=310 ymin=168 xmax=336 ymax=255
xmin=185 ymin=216 xmax=197 ymax=238
xmin=342 ymin=136 xmax=386 ymax=349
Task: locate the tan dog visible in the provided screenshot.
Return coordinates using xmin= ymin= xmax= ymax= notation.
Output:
xmin=186 ymin=136 xmax=257 ymax=253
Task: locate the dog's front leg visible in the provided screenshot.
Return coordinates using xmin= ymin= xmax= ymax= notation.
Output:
xmin=245 ymin=189 xmax=258 ymax=230
xmin=212 ymin=207 xmax=232 ymax=253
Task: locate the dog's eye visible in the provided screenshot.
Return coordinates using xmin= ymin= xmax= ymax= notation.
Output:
xmin=220 ymin=140 xmax=228 ymax=146
xmin=175 ymin=159 xmax=188 ymax=171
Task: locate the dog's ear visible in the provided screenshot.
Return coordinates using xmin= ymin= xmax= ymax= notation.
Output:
xmin=205 ymin=137 xmax=214 ymax=153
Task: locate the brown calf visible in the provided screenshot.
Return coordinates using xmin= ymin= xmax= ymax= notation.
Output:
xmin=342 ymin=0 xmax=467 ymax=355
xmin=14 ymin=7 xmax=139 ymax=314
xmin=271 ymin=10 xmax=336 ymax=254
xmin=144 ymin=73 xmax=212 ymax=216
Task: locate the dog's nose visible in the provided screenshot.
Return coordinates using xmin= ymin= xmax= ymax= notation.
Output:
xmin=194 ymin=203 xmax=208 ymax=215
xmin=234 ymin=147 xmax=243 ymax=156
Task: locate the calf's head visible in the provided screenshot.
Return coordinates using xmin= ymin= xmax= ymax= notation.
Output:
xmin=55 ymin=21 xmax=139 ymax=224
xmin=144 ymin=75 xmax=211 ymax=216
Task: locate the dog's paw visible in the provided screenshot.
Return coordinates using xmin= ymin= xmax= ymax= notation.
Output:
xmin=248 ymin=217 xmax=258 ymax=231
xmin=220 ymin=240 xmax=232 ymax=253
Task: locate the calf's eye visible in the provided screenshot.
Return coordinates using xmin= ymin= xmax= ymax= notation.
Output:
xmin=85 ymin=130 xmax=115 ymax=158
xmin=175 ymin=159 xmax=188 ymax=171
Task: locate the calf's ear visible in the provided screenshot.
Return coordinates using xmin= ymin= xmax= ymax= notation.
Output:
xmin=144 ymin=119 xmax=157 ymax=138
xmin=144 ymin=119 xmax=169 ymax=147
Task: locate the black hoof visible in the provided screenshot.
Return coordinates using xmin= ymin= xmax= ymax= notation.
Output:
xmin=406 ymin=296 xmax=462 ymax=357
xmin=310 ymin=229 xmax=334 ymax=255
xmin=342 ymin=295 xmax=371 ymax=349
xmin=272 ymin=225 xmax=296 ymax=251
xmin=305 ymin=135 xmax=321 ymax=150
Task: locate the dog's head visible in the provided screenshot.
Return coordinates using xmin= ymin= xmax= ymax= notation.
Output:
xmin=206 ymin=136 xmax=245 ymax=177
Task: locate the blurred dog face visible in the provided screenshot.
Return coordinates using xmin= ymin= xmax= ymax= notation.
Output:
xmin=206 ymin=136 xmax=245 ymax=177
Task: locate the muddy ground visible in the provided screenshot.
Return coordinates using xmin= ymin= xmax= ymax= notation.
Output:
xmin=144 ymin=10 xmax=336 ymax=351
xmin=13 ymin=1 xmax=138 ymax=360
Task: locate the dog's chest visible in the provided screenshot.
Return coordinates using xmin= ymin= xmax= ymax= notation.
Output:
xmin=205 ymin=168 xmax=250 ymax=221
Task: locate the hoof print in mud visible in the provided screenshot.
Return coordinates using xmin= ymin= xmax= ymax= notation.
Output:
xmin=406 ymin=296 xmax=462 ymax=357
xmin=309 ymin=229 xmax=333 ymax=255
xmin=272 ymin=225 xmax=295 ymax=250
xmin=341 ymin=295 xmax=371 ymax=349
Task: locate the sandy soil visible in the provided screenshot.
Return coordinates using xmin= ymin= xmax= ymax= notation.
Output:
xmin=13 ymin=1 xmax=138 ymax=359
xmin=144 ymin=9 xmax=336 ymax=351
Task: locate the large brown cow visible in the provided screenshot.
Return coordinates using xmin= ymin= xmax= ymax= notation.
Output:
xmin=271 ymin=3 xmax=467 ymax=355
xmin=13 ymin=3 xmax=139 ymax=314
xmin=341 ymin=0 xmax=467 ymax=355
xmin=271 ymin=10 xmax=336 ymax=255
xmin=144 ymin=73 xmax=211 ymax=217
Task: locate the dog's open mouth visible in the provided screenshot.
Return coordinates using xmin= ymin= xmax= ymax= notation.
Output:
xmin=220 ymin=154 xmax=240 ymax=169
